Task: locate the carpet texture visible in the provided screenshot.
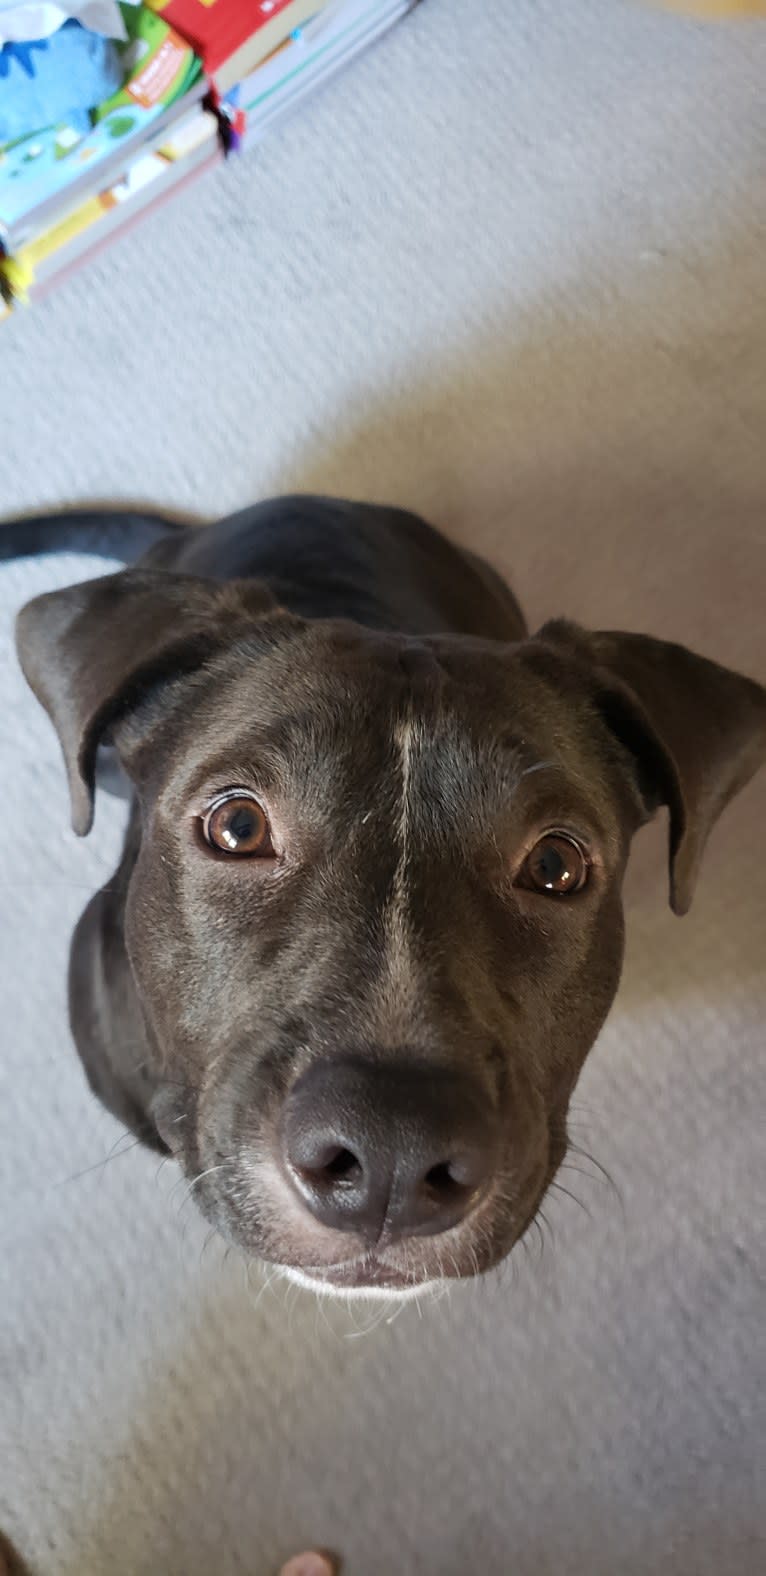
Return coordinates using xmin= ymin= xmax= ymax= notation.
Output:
xmin=1 ymin=2 xmax=765 ymax=1573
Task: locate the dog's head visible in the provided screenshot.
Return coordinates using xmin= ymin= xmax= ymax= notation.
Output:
xmin=17 ymin=569 xmax=766 ymax=1294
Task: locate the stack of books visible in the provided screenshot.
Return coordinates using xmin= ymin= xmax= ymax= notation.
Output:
xmin=0 ymin=0 xmax=419 ymax=318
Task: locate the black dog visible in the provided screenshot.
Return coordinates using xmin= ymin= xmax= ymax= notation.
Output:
xmin=5 ymin=499 xmax=766 ymax=1296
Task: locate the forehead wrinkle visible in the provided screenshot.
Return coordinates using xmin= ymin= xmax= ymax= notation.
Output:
xmin=383 ymin=723 xmax=616 ymax=863
xmin=398 ymin=721 xmax=524 ymax=842
xmin=510 ymin=753 xmax=624 ymax=843
xmin=167 ymin=679 xmax=395 ymax=807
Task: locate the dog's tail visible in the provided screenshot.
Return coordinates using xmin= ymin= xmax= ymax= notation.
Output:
xmin=0 ymin=508 xmax=194 ymax=564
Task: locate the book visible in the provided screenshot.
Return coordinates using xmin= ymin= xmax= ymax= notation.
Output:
xmin=147 ymin=1 xmax=329 ymax=94
xmin=0 ymin=2 xmax=204 ymax=254
xmin=0 ymin=106 xmax=220 ymax=304
xmin=1 ymin=0 xmax=420 ymax=313
xmin=236 ymin=0 xmax=413 ymax=143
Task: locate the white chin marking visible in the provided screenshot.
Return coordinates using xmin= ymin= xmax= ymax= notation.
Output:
xmin=279 ymin=1265 xmax=436 ymax=1303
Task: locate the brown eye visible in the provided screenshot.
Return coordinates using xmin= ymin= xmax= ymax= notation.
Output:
xmin=517 ymin=834 xmax=589 ymax=896
xmin=203 ymin=794 xmax=274 ymax=857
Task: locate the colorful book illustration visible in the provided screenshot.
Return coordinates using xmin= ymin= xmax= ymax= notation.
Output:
xmin=0 ymin=2 xmax=203 ymax=251
xmin=1 ymin=0 xmax=418 ymax=311
xmin=2 ymin=121 xmax=220 ymax=306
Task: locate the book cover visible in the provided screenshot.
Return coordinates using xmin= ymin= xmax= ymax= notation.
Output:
xmin=147 ymin=0 xmax=324 ymax=82
xmin=237 ymin=0 xmax=402 ymax=115
xmin=237 ymin=0 xmax=409 ymax=142
xmin=214 ymin=1 xmax=323 ymax=93
xmin=0 ymin=2 xmax=202 ymax=251
xmin=1 ymin=109 xmax=219 ymax=304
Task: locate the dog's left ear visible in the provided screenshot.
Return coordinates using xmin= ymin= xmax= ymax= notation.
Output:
xmin=16 ymin=568 xmax=281 ymax=836
xmin=538 ymin=620 xmax=766 ymax=915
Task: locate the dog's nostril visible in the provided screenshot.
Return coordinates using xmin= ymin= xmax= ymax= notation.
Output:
xmin=424 ymin=1155 xmax=484 ymax=1198
xmin=320 ymin=1146 xmax=362 ymax=1183
xmin=425 ymin=1161 xmax=459 ymax=1191
xmin=282 ymin=1060 xmax=498 ymax=1242
xmin=294 ymin=1140 xmax=363 ymax=1186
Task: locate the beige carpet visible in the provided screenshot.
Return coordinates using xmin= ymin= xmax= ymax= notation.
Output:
xmin=1 ymin=2 xmax=765 ymax=1572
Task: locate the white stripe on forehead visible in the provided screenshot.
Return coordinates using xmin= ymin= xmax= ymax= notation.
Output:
xmin=389 ymin=714 xmax=416 ymax=946
xmin=375 ymin=714 xmax=421 ymax=1036
xmin=394 ymin=714 xmax=415 ymax=886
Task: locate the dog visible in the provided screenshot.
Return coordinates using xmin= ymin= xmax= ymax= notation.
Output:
xmin=4 ymin=498 xmax=765 ymax=1297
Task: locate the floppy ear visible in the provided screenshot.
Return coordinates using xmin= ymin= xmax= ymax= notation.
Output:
xmin=16 ymin=568 xmax=280 ymax=836
xmin=538 ymin=620 xmax=766 ymax=915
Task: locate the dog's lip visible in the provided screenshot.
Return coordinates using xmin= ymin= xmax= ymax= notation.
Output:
xmin=296 ymin=1162 xmax=557 ymax=1291
xmin=293 ymin=1255 xmax=426 ymax=1291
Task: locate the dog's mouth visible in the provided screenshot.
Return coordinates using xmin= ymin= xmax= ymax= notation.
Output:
xmin=279 ymin=1254 xmax=439 ymax=1298
xmin=279 ymin=1135 xmax=568 ymax=1296
xmin=265 ymin=1182 xmax=540 ymax=1297
xmin=163 ymin=1088 xmax=565 ymax=1295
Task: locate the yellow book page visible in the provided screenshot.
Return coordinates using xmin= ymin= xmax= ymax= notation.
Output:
xmin=1 ymin=192 xmax=113 ymax=302
xmin=22 ymin=192 xmax=114 ymax=271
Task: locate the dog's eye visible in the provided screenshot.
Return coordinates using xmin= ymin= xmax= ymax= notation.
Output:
xmin=516 ymin=834 xmax=589 ymax=896
xmin=203 ymin=793 xmax=274 ymax=857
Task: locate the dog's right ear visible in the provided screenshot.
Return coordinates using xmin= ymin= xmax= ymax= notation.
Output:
xmin=16 ymin=568 xmax=281 ymax=836
xmin=536 ymin=620 xmax=766 ymax=914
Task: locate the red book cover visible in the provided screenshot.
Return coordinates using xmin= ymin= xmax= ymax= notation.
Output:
xmin=151 ymin=1 xmax=302 ymax=76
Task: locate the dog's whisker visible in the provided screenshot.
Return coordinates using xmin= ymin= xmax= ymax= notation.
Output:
xmin=55 ymin=1131 xmax=142 ymax=1187
xmin=518 ymin=760 xmax=555 ymax=779
xmin=345 ymin=1288 xmax=401 ymax=1338
xmin=538 ymin=1204 xmax=555 ymax=1243
xmin=564 ymin=1142 xmax=623 ymax=1208
xmin=384 ymin=1294 xmax=410 ymax=1327
xmin=558 ymin=1159 xmax=610 ymax=1194
xmin=173 ymin=1160 xmax=234 ymax=1213
xmin=534 ymin=1219 xmax=547 ymax=1262
xmin=549 ymin=1179 xmax=593 ymax=1221
xmin=199 ymin=1227 xmax=219 ymax=1267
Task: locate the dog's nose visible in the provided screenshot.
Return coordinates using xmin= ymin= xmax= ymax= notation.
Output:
xmin=281 ymin=1060 xmax=497 ymax=1242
